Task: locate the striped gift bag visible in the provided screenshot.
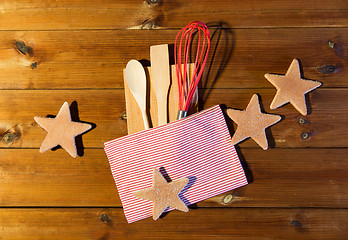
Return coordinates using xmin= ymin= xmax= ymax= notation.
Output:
xmin=104 ymin=105 xmax=248 ymax=223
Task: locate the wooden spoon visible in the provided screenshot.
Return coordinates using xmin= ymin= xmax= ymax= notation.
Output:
xmin=125 ymin=60 xmax=150 ymax=130
xmin=150 ymin=44 xmax=171 ymax=126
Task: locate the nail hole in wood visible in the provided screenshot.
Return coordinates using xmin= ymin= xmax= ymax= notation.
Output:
xmin=298 ymin=117 xmax=306 ymax=124
xmin=301 ymin=132 xmax=310 ymax=140
xmin=31 ymin=62 xmax=38 ymax=69
xmin=327 ymin=40 xmax=335 ymax=49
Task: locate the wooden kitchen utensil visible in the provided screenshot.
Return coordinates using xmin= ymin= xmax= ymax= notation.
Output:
xmin=125 ymin=60 xmax=150 ymax=130
xmin=150 ymin=44 xmax=171 ymax=126
xmin=124 ymin=63 xmax=196 ymax=134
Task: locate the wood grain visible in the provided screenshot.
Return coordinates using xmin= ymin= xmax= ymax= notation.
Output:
xmin=0 ymin=0 xmax=346 ymax=30
xmin=0 ymin=0 xmax=346 ymax=238
xmin=0 ymin=89 xmax=344 ymax=148
xmin=0 ymin=208 xmax=346 ymax=240
xmin=201 ymin=148 xmax=348 ymax=208
xmin=0 ymin=28 xmax=345 ymax=89
xmin=0 ymin=89 xmax=126 ymax=148
xmin=202 ymin=88 xmax=348 ymax=148
xmin=0 ymin=148 xmax=346 ymax=208
xmin=0 ymin=149 xmax=118 ymax=207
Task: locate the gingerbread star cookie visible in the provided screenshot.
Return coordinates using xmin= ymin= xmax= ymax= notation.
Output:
xmin=134 ymin=168 xmax=189 ymax=220
xmin=227 ymin=94 xmax=281 ymax=150
xmin=34 ymin=102 xmax=92 ymax=158
xmin=264 ymin=59 xmax=322 ymax=115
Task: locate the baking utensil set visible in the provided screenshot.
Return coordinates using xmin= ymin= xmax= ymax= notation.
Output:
xmin=125 ymin=21 xmax=210 ymax=129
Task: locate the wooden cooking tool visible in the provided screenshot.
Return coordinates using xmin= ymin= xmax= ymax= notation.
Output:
xmin=125 ymin=60 xmax=150 ymax=130
xmin=150 ymin=44 xmax=171 ymax=126
xmin=124 ymin=63 xmax=196 ymax=134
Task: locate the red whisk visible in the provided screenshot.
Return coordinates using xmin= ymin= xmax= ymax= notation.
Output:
xmin=174 ymin=21 xmax=211 ymax=119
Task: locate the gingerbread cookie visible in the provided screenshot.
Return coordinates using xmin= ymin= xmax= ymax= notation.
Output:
xmin=227 ymin=94 xmax=281 ymax=150
xmin=264 ymin=59 xmax=322 ymax=115
xmin=34 ymin=102 xmax=92 ymax=158
xmin=134 ymin=168 xmax=189 ymax=220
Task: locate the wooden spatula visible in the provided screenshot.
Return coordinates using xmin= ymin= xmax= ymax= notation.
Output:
xmin=150 ymin=44 xmax=171 ymax=126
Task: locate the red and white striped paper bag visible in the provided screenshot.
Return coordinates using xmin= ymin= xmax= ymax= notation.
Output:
xmin=104 ymin=105 xmax=248 ymax=223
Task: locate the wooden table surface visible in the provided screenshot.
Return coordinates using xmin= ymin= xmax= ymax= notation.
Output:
xmin=0 ymin=0 xmax=347 ymax=239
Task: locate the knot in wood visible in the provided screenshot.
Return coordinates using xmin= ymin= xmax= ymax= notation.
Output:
xmin=15 ymin=41 xmax=29 ymax=55
xmin=100 ymin=214 xmax=110 ymax=224
xmin=222 ymin=194 xmax=233 ymax=204
xmin=290 ymin=219 xmax=302 ymax=227
xmin=318 ymin=65 xmax=335 ymax=74
xmin=1 ymin=127 xmax=21 ymax=145
xmin=141 ymin=21 xmax=155 ymax=30
xmin=121 ymin=112 xmax=127 ymax=120
xmin=2 ymin=132 xmax=19 ymax=145
xmin=147 ymin=0 xmax=160 ymax=4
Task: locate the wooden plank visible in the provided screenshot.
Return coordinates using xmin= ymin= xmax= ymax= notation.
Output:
xmin=201 ymin=148 xmax=348 ymax=208
xmin=0 ymin=149 xmax=118 ymax=207
xmin=0 ymin=89 xmax=128 ymax=148
xmin=0 ymin=0 xmax=346 ymax=30
xmin=0 ymin=28 xmax=346 ymax=89
xmin=0 ymin=148 xmax=347 ymax=208
xmin=0 ymin=89 xmax=344 ymax=148
xmin=202 ymin=88 xmax=348 ymax=148
xmin=0 ymin=208 xmax=346 ymax=239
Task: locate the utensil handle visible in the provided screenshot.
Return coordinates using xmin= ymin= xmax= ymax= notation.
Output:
xmin=142 ymin=111 xmax=150 ymax=130
xmin=157 ymin=101 xmax=168 ymax=126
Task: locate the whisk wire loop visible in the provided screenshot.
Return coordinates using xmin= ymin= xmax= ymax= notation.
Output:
xmin=174 ymin=21 xmax=210 ymax=116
